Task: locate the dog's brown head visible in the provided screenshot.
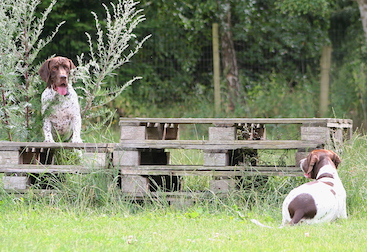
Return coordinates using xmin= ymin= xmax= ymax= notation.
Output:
xmin=38 ymin=56 xmax=76 ymax=96
xmin=300 ymin=149 xmax=341 ymax=179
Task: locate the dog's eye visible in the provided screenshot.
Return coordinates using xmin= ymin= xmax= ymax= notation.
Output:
xmin=62 ymin=65 xmax=70 ymax=71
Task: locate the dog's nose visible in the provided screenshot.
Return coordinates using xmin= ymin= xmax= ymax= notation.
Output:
xmin=60 ymin=75 xmax=67 ymax=79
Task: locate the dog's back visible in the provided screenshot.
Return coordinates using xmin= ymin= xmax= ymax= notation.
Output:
xmin=282 ymin=150 xmax=347 ymax=225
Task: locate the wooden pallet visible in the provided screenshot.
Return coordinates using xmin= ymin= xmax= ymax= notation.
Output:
xmin=0 ymin=142 xmax=114 ymax=191
xmin=115 ymin=117 xmax=352 ymax=197
xmin=0 ymin=118 xmax=353 ymax=197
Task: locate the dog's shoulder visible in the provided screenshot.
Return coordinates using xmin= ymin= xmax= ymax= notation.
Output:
xmin=41 ymin=87 xmax=55 ymax=100
xmin=67 ymin=87 xmax=78 ymax=98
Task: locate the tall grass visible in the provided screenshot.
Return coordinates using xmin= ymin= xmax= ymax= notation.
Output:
xmin=337 ymin=134 xmax=367 ymax=217
xmin=1 ymin=135 xmax=367 ymax=251
xmin=0 ymin=134 xmax=366 ymax=218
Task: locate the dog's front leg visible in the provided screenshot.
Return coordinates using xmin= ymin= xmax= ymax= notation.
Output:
xmin=41 ymin=91 xmax=56 ymax=143
xmin=71 ymin=115 xmax=83 ymax=143
xmin=43 ymin=118 xmax=55 ymax=142
xmin=341 ymin=206 xmax=348 ymax=219
xmin=340 ymin=194 xmax=348 ymax=219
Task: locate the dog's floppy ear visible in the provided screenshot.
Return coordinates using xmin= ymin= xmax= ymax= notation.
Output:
xmin=303 ymin=152 xmax=319 ymax=174
xmin=331 ymin=152 xmax=341 ymax=168
xmin=68 ymin=59 xmax=76 ymax=70
xmin=38 ymin=59 xmax=51 ymax=85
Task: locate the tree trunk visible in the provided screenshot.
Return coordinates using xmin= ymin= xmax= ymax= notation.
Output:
xmin=220 ymin=1 xmax=240 ymax=112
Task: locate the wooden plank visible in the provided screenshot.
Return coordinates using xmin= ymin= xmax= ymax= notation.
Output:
xmin=0 ymin=142 xmax=115 ymax=152
xmin=113 ymin=150 xmax=141 ymax=166
xmin=82 ymin=152 xmax=108 ymax=167
xmin=121 ymin=169 xmax=301 ymax=177
xmin=301 ymin=127 xmax=330 ymax=142
xmin=120 ymin=126 xmax=146 ymax=140
xmin=120 ymin=165 xmax=301 ymax=172
xmin=204 ymin=152 xmax=229 ymax=166
xmin=3 ymin=176 xmax=31 ymax=190
xmin=119 ymin=117 xmax=352 ymax=126
xmin=210 ymin=179 xmax=237 ymax=193
xmin=0 ymin=151 xmax=19 ymax=164
xmin=4 ymin=190 xmax=215 ymax=198
xmin=326 ymin=122 xmax=353 ymax=129
xmin=124 ymin=191 xmax=219 ymax=199
xmin=116 ymin=140 xmax=323 ymax=150
xmin=121 ymin=175 xmax=150 ymax=194
xmin=209 ymin=127 xmax=236 ymax=140
xmin=4 ymin=189 xmax=58 ymax=194
xmin=0 ymin=164 xmax=107 ymax=173
xmin=126 ymin=191 xmax=239 ymax=201
xmin=0 ymin=146 xmax=20 ymax=151
xmin=120 ymin=165 xmax=302 ymax=176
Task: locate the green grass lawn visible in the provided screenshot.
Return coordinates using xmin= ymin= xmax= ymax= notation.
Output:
xmin=1 ymin=134 xmax=367 ymax=251
xmin=0 ymin=205 xmax=365 ymax=251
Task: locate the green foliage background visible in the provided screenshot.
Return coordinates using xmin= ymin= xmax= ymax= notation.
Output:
xmin=2 ymin=0 xmax=367 ymax=140
xmin=37 ymin=0 xmax=365 ymax=125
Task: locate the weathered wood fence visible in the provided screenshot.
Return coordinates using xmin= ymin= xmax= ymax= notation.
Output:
xmin=0 ymin=118 xmax=352 ymax=200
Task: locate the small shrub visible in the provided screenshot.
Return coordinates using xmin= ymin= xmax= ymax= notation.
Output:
xmin=0 ymin=0 xmax=63 ymax=141
xmin=0 ymin=0 xmax=149 ymax=141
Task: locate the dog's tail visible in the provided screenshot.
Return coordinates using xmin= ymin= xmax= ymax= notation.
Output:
xmin=250 ymin=219 xmax=273 ymax=228
xmin=237 ymin=211 xmax=277 ymax=228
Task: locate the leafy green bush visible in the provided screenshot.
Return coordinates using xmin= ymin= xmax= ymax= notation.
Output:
xmin=0 ymin=0 xmax=149 ymax=141
xmin=0 ymin=0 xmax=63 ymax=141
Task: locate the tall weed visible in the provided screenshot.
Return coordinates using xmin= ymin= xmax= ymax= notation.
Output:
xmin=338 ymin=134 xmax=367 ymax=217
xmin=0 ymin=0 xmax=148 ymax=141
xmin=1 ymin=134 xmax=366 ymax=217
xmin=0 ymin=0 xmax=63 ymax=141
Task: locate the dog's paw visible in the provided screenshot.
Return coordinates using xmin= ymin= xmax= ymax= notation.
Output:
xmin=71 ymin=138 xmax=83 ymax=143
xmin=44 ymin=139 xmax=55 ymax=143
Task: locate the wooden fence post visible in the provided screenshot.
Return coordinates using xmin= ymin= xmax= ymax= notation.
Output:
xmin=212 ymin=23 xmax=221 ymax=116
xmin=319 ymin=46 xmax=332 ymax=117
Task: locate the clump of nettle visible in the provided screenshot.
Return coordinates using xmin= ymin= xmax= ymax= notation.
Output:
xmin=0 ymin=0 xmax=149 ymax=141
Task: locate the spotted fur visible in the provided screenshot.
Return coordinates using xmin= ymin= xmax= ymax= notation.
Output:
xmin=282 ymin=149 xmax=347 ymax=225
xmin=39 ymin=56 xmax=82 ymax=143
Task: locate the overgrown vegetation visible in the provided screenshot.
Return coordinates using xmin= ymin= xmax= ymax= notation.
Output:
xmin=0 ymin=135 xmax=367 ymax=250
xmin=0 ymin=0 xmax=149 ymax=141
xmin=0 ymin=0 xmax=62 ymax=141
xmin=74 ymin=0 xmax=150 ymax=136
xmin=1 ymin=2 xmax=367 ymax=250
xmin=0 ymin=134 xmax=365 ymax=215
xmin=1 ymin=0 xmax=366 ymax=139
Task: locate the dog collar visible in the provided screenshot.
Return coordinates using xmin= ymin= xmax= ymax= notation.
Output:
xmin=317 ymin=173 xmax=334 ymax=180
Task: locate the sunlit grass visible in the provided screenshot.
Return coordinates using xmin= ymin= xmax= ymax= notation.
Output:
xmin=1 ymin=134 xmax=367 ymax=250
xmin=0 ymin=204 xmax=365 ymax=251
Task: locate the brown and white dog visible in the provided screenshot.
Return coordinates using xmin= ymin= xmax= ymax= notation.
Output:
xmin=38 ymin=56 xmax=82 ymax=143
xmin=282 ymin=149 xmax=347 ymax=225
